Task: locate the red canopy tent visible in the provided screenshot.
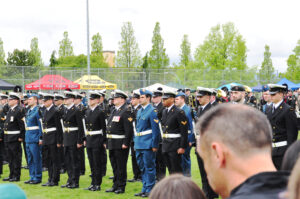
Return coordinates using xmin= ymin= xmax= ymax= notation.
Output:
xmin=25 ymin=74 xmax=80 ymax=90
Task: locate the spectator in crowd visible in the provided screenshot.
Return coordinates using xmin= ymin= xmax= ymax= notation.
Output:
xmin=286 ymin=158 xmax=300 ymax=199
xmin=281 ymin=140 xmax=300 ymax=171
xmin=149 ymin=174 xmax=206 ymax=199
xmin=196 ymin=104 xmax=289 ymax=199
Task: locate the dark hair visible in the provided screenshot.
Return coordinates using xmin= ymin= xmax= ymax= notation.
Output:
xmin=149 ymin=174 xmax=206 ymax=199
xmin=196 ymin=104 xmax=272 ymax=155
xmin=281 ymin=140 xmax=300 ymax=171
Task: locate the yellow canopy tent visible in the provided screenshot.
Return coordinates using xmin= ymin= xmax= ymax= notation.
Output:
xmin=74 ymin=75 xmax=117 ymax=90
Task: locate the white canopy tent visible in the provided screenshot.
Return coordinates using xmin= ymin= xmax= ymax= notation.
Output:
xmin=134 ymin=83 xmax=178 ymax=93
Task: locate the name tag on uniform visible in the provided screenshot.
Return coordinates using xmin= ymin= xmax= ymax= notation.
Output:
xmin=112 ymin=116 xmax=120 ymax=122
xmin=10 ymin=116 xmax=14 ymax=122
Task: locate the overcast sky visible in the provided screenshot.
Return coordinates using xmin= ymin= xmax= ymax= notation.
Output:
xmin=1 ymin=0 xmax=299 ymax=72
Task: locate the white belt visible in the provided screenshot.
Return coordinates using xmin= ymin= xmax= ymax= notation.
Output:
xmin=272 ymin=141 xmax=287 ymax=148
xmin=43 ymin=127 xmax=57 ymax=133
xmin=106 ymin=134 xmax=126 ymax=139
xmin=188 ymin=130 xmax=192 ymax=134
xmin=64 ymin=127 xmax=79 ymax=133
xmin=4 ymin=131 xmax=21 ymax=135
xmin=135 ymin=130 xmax=152 ymax=136
xmin=26 ymin=126 xmax=39 ymax=131
xmin=86 ymin=130 xmax=103 ymax=136
xmin=162 ymin=133 xmax=181 ymax=138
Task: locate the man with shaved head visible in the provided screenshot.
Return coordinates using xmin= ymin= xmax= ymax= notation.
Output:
xmin=196 ymin=104 xmax=289 ymax=199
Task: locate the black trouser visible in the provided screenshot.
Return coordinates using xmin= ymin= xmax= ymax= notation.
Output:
xmin=196 ymin=152 xmax=218 ymax=199
xmin=87 ymin=146 xmax=103 ymax=186
xmin=162 ymin=150 xmax=182 ymax=174
xmin=101 ymin=147 xmax=107 ymax=176
xmin=130 ymin=142 xmax=141 ymax=179
xmin=42 ymin=145 xmax=47 ymax=168
xmin=109 ymin=148 xmax=129 ymax=191
xmin=65 ymin=145 xmax=80 ymax=185
xmin=5 ymin=141 xmax=22 ymax=179
xmin=155 ymin=143 xmax=166 ymax=180
xmin=78 ymin=146 xmax=85 ymax=175
xmin=58 ymin=146 xmax=65 ymax=171
xmin=43 ymin=144 xmax=60 ymax=183
xmin=0 ymin=141 xmax=3 ymax=175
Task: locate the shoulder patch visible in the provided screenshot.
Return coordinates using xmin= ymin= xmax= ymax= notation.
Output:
xmin=154 ymin=119 xmax=159 ymax=123
xmin=128 ymin=117 xmax=133 ymax=122
xmin=181 ymin=121 xmax=187 ymax=125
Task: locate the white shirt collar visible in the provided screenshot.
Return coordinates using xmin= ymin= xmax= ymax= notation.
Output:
xmin=30 ymin=105 xmax=37 ymax=111
xmin=142 ymin=103 xmax=149 ymax=110
xmin=201 ymin=102 xmax=209 ymax=110
xmin=67 ymin=103 xmax=74 ymax=109
xmin=273 ymin=100 xmax=283 ymax=109
xmin=10 ymin=105 xmax=17 ymax=110
xmin=46 ymin=104 xmax=53 ymax=111
xmin=115 ymin=105 xmax=122 ymax=111
xmin=134 ymin=104 xmax=140 ymax=110
xmin=180 ymin=104 xmax=186 ymax=109
xmin=90 ymin=105 xmax=97 ymax=111
xmin=167 ymin=104 xmax=174 ymax=112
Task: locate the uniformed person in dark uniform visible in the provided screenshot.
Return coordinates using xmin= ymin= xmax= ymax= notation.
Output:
xmin=184 ymin=88 xmax=196 ymax=108
xmin=54 ymin=93 xmax=66 ymax=174
xmin=41 ymin=94 xmax=63 ymax=187
xmin=267 ymin=84 xmax=298 ymax=170
xmin=151 ymin=88 xmax=166 ymax=181
xmin=105 ymin=90 xmax=134 ymax=194
xmin=128 ymin=91 xmax=142 ymax=183
xmin=38 ymin=92 xmax=48 ymax=171
xmin=2 ymin=92 xmax=25 ymax=182
xmin=195 ymin=87 xmax=219 ymax=199
xmin=83 ymin=91 xmax=106 ymax=191
xmin=0 ymin=93 xmax=9 ymax=178
xmin=60 ymin=91 xmax=84 ymax=189
xmin=231 ymin=85 xmax=256 ymax=108
xmin=161 ymin=89 xmax=188 ymax=174
xmin=210 ymin=89 xmax=218 ymax=106
xmin=74 ymin=92 xmax=86 ymax=176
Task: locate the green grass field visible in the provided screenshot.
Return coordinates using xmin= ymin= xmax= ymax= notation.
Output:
xmin=0 ymin=148 xmax=202 ymax=199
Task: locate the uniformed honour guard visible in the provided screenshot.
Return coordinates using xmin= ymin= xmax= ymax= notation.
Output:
xmin=161 ymin=90 xmax=188 ymax=174
xmin=41 ymin=94 xmax=63 ymax=187
xmin=23 ymin=94 xmax=43 ymax=185
xmin=105 ymin=90 xmax=134 ymax=194
xmin=230 ymin=85 xmax=255 ymax=107
xmin=267 ymin=84 xmax=298 ymax=170
xmin=2 ymin=92 xmax=25 ymax=182
xmin=133 ymin=89 xmax=160 ymax=197
xmin=83 ymin=91 xmax=106 ymax=191
xmin=60 ymin=91 xmax=84 ymax=189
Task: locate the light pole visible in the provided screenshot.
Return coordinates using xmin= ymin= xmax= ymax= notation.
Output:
xmin=86 ymin=0 xmax=90 ymax=77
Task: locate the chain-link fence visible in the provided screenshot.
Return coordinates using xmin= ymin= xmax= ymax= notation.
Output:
xmin=0 ymin=65 xmax=294 ymax=93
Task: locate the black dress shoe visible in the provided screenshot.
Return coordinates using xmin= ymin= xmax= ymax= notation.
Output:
xmin=68 ymin=183 xmax=79 ymax=189
xmin=10 ymin=177 xmax=20 ymax=182
xmin=30 ymin=180 xmax=41 ymax=184
xmin=2 ymin=177 xmax=10 ymax=181
xmin=114 ymin=189 xmax=125 ymax=194
xmin=3 ymin=161 xmax=8 ymax=165
xmin=134 ymin=192 xmax=145 ymax=197
xmin=90 ymin=185 xmax=101 ymax=191
xmin=48 ymin=182 xmax=58 ymax=186
xmin=84 ymin=185 xmax=94 ymax=190
xmin=24 ymin=180 xmax=32 ymax=184
xmin=128 ymin=178 xmax=137 ymax=182
xmin=80 ymin=172 xmax=85 ymax=176
xmin=141 ymin=192 xmax=150 ymax=198
xmin=106 ymin=188 xmax=116 ymax=192
xmin=109 ymin=176 xmax=114 ymax=180
xmin=60 ymin=169 xmax=66 ymax=174
xmin=42 ymin=167 xmax=48 ymax=172
xmin=42 ymin=182 xmax=51 ymax=186
xmin=61 ymin=183 xmax=70 ymax=188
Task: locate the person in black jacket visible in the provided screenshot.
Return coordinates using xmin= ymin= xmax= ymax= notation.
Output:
xmin=60 ymin=91 xmax=84 ymax=189
xmin=83 ymin=91 xmax=106 ymax=191
xmin=2 ymin=92 xmax=25 ymax=182
xmin=196 ymin=104 xmax=289 ymax=199
xmin=41 ymin=94 xmax=63 ymax=187
xmin=0 ymin=93 xmax=9 ymax=178
xmin=161 ymin=89 xmax=188 ymax=174
xmin=267 ymin=84 xmax=298 ymax=170
xmin=105 ymin=90 xmax=134 ymax=194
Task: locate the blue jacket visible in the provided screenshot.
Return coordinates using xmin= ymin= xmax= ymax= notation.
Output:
xmin=25 ymin=106 xmax=42 ymax=143
xmin=181 ymin=104 xmax=195 ymax=143
xmin=134 ymin=104 xmax=160 ymax=150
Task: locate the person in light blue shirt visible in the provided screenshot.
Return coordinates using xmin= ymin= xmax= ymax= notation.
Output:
xmin=134 ymin=89 xmax=160 ymax=198
xmin=24 ymin=94 xmax=43 ymax=184
xmin=175 ymin=92 xmax=194 ymax=177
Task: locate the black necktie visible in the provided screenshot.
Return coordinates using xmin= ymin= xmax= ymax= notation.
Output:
xmin=272 ymin=106 xmax=275 ymax=114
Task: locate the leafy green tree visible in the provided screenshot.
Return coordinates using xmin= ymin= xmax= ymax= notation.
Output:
xmin=193 ymin=22 xmax=247 ymax=70
xmin=180 ymin=34 xmax=192 ymax=68
xmin=7 ymin=49 xmax=35 ymax=66
xmin=0 ymin=38 xmax=6 ymax=65
xmin=284 ymin=39 xmax=300 ymax=81
xmin=258 ymin=45 xmax=275 ymax=84
xmin=116 ymin=22 xmax=141 ymax=68
xmin=91 ymin=33 xmax=103 ymax=56
xmin=49 ymin=50 xmax=58 ymax=67
xmin=142 ymin=52 xmax=149 ymax=69
xmin=56 ymin=54 xmax=109 ymax=68
xmin=148 ymin=22 xmax=169 ymax=68
xmin=59 ymin=31 xmax=74 ymax=57
xmin=30 ymin=37 xmax=43 ymax=66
